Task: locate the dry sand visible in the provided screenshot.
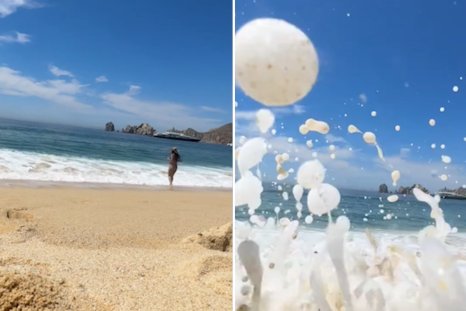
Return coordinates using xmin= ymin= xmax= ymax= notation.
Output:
xmin=0 ymin=186 xmax=232 ymax=310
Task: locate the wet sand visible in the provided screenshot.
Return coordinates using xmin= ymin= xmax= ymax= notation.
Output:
xmin=0 ymin=186 xmax=232 ymax=310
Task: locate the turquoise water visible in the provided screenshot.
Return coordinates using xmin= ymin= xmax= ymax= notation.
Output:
xmin=0 ymin=118 xmax=232 ymax=188
xmin=236 ymin=185 xmax=466 ymax=231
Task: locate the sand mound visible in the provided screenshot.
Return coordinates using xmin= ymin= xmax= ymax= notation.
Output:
xmin=5 ymin=208 xmax=33 ymax=221
xmin=0 ymin=272 xmax=69 ymax=310
xmin=0 ymin=271 xmax=108 ymax=311
xmin=183 ymin=223 xmax=232 ymax=252
xmin=177 ymin=253 xmax=231 ymax=297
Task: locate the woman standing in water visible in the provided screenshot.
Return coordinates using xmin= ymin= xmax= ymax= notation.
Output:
xmin=168 ymin=147 xmax=181 ymax=187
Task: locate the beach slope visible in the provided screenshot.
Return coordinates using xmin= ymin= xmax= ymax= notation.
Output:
xmin=0 ymin=186 xmax=232 ymax=310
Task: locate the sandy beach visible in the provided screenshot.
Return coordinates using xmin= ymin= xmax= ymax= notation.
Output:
xmin=0 ymin=185 xmax=232 ymax=310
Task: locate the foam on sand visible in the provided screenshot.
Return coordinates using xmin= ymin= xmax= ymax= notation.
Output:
xmin=0 ymin=148 xmax=231 ymax=188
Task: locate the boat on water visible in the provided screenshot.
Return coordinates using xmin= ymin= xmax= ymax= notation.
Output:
xmin=437 ymin=191 xmax=466 ymax=200
xmin=153 ymin=131 xmax=201 ymax=142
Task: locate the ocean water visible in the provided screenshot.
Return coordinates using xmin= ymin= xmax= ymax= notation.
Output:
xmin=236 ymin=185 xmax=466 ymax=232
xmin=0 ymin=118 xmax=232 ymax=188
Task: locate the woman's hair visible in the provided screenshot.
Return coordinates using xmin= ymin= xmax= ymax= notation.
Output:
xmin=171 ymin=148 xmax=180 ymax=160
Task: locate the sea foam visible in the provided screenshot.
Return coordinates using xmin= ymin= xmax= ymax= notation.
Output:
xmin=0 ymin=148 xmax=231 ymax=188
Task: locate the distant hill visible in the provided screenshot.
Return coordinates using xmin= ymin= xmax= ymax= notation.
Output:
xmin=200 ymin=123 xmax=232 ymax=145
xmin=177 ymin=123 xmax=232 ymax=145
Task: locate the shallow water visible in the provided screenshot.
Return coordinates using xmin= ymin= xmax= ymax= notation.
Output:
xmin=0 ymin=118 xmax=232 ymax=188
xmin=236 ymin=186 xmax=466 ymax=231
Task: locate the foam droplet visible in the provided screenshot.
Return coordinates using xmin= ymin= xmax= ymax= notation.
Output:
xmin=235 ymin=171 xmax=263 ymax=210
xmin=237 ymin=138 xmax=267 ymax=175
xmin=306 ymin=183 xmax=340 ymax=216
xmin=363 ymin=132 xmax=376 ymax=144
xmin=348 ymin=124 xmax=361 ymax=134
xmin=441 ymin=155 xmax=451 ymax=164
xmin=304 ymin=215 xmax=313 ymax=224
xmin=387 ymin=194 xmax=399 ymax=203
xmin=306 ymin=140 xmax=313 ymax=148
xmin=299 ymin=124 xmax=309 ymax=135
xmin=371 ymin=111 xmax=377 ymax=117
xmin=429 ymin=119 xmax=436 ymax=127
xmin=297 ymin=159 xmax=326 ymax=189
xmin=292 ymin=184 xmax=304 ymax=202
xmin=391 ymin=170 xmax=400 ymax=186
xmin=235 ymin=18 xmax=319 ymax=106
xmin=256 ymin=109 xmax=275 ymax=133
xmin=452 ymin=85 xmax=459 ymax=92
xmin=395 ymin=125 xmax=400 ymax=132
xmin=304 ymin=118 xmax=329 ymax=134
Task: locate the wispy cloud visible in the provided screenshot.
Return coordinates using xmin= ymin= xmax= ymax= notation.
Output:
xmin=0 ymin=66 xmax=91 ymax=110
xmin=95 ymin=75 xmax=108 ymax=83
xmin=101 ymin=86 xmax=222 ymax=131
xmin=265 ymin=135 xmax=465 ymax=191
xmin=0 ymin=31 xmax=30 ymax=44
xmin=0 ymin=0 xmax=40 ymax=18
xmin=274 ymin=104 xmax=306 ymax=115
xmin=49 ymin=65 xmax=74 ymax=78
xmin=236 ymin=110 xmax=256 ymax=121
xmin=201 ymin=105 xmax=226 ymax=113
xmin=325 ymin=133 xmax=348 ymax=144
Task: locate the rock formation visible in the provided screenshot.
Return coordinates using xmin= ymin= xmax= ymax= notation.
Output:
xmin=397 ymin=184 xmax=429 ymax=195
xmin=105 ymin=122 xmax=115 ymax=132
xmin=122 ymin=123 xmax=155 ymax=136
xmin=378 ymin=183 xmax=388 ymax=193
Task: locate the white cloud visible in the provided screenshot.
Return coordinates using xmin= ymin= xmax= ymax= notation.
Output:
xmin=325 ymin=133 xmax=348 ymax=144
xmin=95 ymin=75 xmax=108 ymax=83
xmin=101 ymin=86 xmax=223 ymax=131
xmin=48 ymin=65 xmax=74 ymax=78
xmin=274 ymin=104 xmax=306 ymax=116
xmin=0 ymin=0 xmax=39 ymax=18
xmin=0 ymin=66 xmax=90 ymax=110
xmin=0 ymin=31 xmax=30 ymax=44
xmin=359 ymin=93 xmax=368 ymax=104
xmin=236 ymin=110 xmax=256 ymax=121
xmin=127 ymin=84 xmax=141 ymax=95
xmin=201 ymin=105 xmax=226 ymax=113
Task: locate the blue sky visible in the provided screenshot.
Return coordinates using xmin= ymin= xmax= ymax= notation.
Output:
xmin=0 ymin=0 xmax=231 ymax=131
xmin=236 ymin=0 xmax=466 ymax=191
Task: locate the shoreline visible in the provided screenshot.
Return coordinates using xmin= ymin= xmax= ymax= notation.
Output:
xmin=0 ymin=179 xmax=231 ymax=192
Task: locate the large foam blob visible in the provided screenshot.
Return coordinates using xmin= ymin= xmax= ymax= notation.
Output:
xmin=235 ymin=18 xmax=319 ymax=106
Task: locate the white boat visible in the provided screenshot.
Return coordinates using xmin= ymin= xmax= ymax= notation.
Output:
xmin=153 ymin=131 xmax=201 ymax=142
xmin=438 ymin=191 xmax=466 ymax=200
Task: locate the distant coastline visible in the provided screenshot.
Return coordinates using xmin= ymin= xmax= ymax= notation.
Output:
xmin=105 ymin=121 xmax=232 ymax=145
